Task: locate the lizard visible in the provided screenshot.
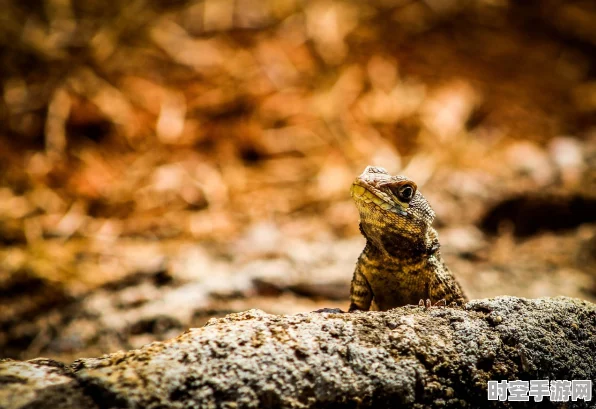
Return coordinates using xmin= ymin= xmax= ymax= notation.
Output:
xmin=349 ymin=166 xmax=467 ymax=311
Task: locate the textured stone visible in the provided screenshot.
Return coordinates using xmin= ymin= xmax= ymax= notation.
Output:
xmin=0 ymin=358 xmax=97 ymax=409
xmin=2 ymin=297 xmax=595 ymax=409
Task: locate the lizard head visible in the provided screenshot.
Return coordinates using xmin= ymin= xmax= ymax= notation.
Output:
xmin=350 ymin=166 xmax=435 ymax=250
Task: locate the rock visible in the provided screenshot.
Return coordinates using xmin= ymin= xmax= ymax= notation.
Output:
xmin=2 ymin=297 xmax=595 ymax=408
xmin=0 ymin=359 xmax=97 ymax=409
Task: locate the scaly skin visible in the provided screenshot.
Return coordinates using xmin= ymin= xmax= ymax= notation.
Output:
xmin=349 ymin=166 xmax=467 ymax=311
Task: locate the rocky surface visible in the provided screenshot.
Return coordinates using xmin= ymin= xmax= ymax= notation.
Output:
xmin=0 ymin=359 xmax=97 ymax=409
xmin=1 ymin=296 xmax=595 ymax=409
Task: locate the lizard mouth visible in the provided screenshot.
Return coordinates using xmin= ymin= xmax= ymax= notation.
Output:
xmin=350 ymin=182 xmax=409 ymax=216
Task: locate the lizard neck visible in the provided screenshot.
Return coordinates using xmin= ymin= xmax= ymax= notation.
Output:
xmin=360 ymin=221 xmax=439 ymax=260
xmin=359 ymin=238 xmax=439 ymax=277
xmin=357 ymin=221 xmax=443 ymax=278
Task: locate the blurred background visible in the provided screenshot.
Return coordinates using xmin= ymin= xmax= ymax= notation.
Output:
xmin=1 ymin=0 xmax=596 ymax=362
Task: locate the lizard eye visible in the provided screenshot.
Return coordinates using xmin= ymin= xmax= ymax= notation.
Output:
xmin=386 ymin=179 xmax=417 ymax=204
xmin=392 ymin=182 xmax=416 ymax=202
xmin=399 ymin=185 xmax=414 ymax=201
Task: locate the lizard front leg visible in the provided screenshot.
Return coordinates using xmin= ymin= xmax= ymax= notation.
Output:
xmin=429 ymin=264 xmax=468 ymax=306
xmin=349 ymin=266 xmax=373 ymax=311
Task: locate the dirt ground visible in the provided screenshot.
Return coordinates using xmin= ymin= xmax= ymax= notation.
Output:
xmin=1 ymin=0 xmax=595 ymax=363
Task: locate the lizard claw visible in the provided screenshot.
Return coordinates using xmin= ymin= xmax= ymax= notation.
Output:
xmin=418 ymin=299 xmax=432 ymax=308
xmin=418 ymin=299 xmax=446 ymax=308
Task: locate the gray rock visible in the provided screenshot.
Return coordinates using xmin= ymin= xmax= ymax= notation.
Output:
xmin=0 ymin=358 xmax=97 ymax=409
xmin=2 ymin=296 xmax=595 ymax=408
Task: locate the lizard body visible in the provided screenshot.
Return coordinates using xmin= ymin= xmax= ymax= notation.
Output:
xmin=349 ymin=166 xmax=467 ymax=311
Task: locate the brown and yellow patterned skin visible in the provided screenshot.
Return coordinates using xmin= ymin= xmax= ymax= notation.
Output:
xmin=349 ymin=166 xmax=467 ymax=311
